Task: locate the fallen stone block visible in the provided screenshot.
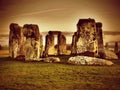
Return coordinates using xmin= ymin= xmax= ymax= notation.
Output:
xmin=68 ymin=56 xmax=114 ymax=66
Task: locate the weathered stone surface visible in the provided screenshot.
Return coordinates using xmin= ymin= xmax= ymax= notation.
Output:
xmin=44 ymin=31 xmax=67 ymax=56
xmin=71 ymin=18 xmax=98 ymax=57
xmin=96 ymin=22 xmax=104 ymax=51
xmin=114 ymin=42 xmax=119 ymax=53
xmin=24 ymin=38 xmax=34 ymax=60
xmin=102 ymin=50 xmax=118 ymax=60
xmin=23 ymin=24 xmax=41 ymax=60
xmin=116 ymin=51 xmax=120 ymax=59
xmin=40 ymin=34 xmax=43 ymax=57
xmin=9 ymin=23 xmax=24 ymax=58
xmin=45 ymin=32 xmax=56 ymax=56
xmin=68 ymin=56 xmax=114 ymax=66
xmin=23 ymin=24 xmax=40 ymax=41
xmin=71 ymin=32 xmax=77 ymax=54
xmin=44 ymin=57 xmax=60 ymax=63
xmin=58 ymin=33 xmax=67 ymax=55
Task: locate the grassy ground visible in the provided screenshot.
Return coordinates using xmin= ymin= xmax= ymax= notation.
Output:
xmin=0 ymin=53 xmax=120 ymax=90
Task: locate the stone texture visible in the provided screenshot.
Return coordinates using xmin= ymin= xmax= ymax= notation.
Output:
xmin=40 ymin=34 xmax=43 ymax=57
xmin=23 ymin=24 xmax=41 ymax=60
xmin=9 ymin=23 xmax=24 ymax=58
xmin=23 ymin=24 xmax=40 ymax=41
xmin=44 ymin=31 xmax=67 ymax=56
xmin=58 ymin=33 xmax=67 ymax=55
xmin=45 ymin=31 xmax=57 ymax=56
xmin=68 ymin=56 xmax=114 ymax=66
xmin=116 ymin=51 xmax=120 ymax=59
xmin=103 ymin=50 xmax=118 ymax=59
xmin=44 ymin=57 xmax=60 ymax=63
xmin=96 ymin=22 xmax=104 ymax=51
xmin=71 ymin=32 xmax=77 ymax=54
xmin=114 ymin=42 xmax=119 ymax=53
xmin=71 ymin=18 xmax=98 ymax=57
xmin=9 ymin=23 xmax=44 ymax=60
xmin=24 ymin=38 xmax=34 ymax=60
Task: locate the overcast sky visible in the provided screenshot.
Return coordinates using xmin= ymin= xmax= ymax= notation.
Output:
xmin=0 ymin=0 xmax=120 ymax=34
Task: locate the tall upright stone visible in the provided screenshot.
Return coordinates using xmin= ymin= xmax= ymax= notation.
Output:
xmin=23 ymin=24 xmax=41 ymax=60
xmin=71 ymin=32 xmax=77 ymax=54
xmin=9 ymin=23 xmax=24 ymax=58
xmin=40 ymin=34 xmax=43 ymax=57
xmin=96 ymin=22 xmax=104 ymax=51
xmin=45 ymin=31 xmax=56 ymax=56
xmin=58 ymin=32 xmax=67 ymax=55
xmin=114 ymin=42 xmax=119 ymax=53
xmin=71 ymin=18 xmax=98 ymax=57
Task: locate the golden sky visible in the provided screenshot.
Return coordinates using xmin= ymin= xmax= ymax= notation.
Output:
xmin=0 ymin=0 xmax=120 ymax=34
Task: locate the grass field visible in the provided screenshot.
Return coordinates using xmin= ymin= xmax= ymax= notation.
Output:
xmin=0 ymin=52 xmax=120 ymax=90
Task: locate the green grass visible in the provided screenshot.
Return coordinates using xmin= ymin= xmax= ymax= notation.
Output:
xmin=0 ymin=56 xmax=120 ymax=90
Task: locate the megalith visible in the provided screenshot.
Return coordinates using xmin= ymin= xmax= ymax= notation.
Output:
xmin=44 ymin=31 xmax=56 ymax=56
xmin=71 ymin=18 xmax=98 ymax=57
xmin=9 ymin=23 xmax=24 ymax=58
xmin=23 ymin=24 xmax=41 ymax=60
xmin=96 ymin=22 xmax=104 ymax=51
xmin=58 ymin=32 xmax=67 ymax=55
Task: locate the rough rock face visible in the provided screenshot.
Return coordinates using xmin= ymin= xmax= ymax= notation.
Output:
xmin=23 ymin=24 xmax=41 ymax=60
xmin=114 ymin=42 xmax=119 ymax=53
xmin=71 ymin=32 xmax=77 ymax=54
xmin=23 ymin=24 xmax=40 ymax=41
xmin=58 ymin=33 xmax=67 ymax=55
xmin=116 ymin=51 xmax=120 ymax=59
xmin=71 ymin=18 xmax=98 ymax=57
xmin=45 ymin=31 xmax=57 ymax=56
xmin=99 ymin=50 xmax=118 ymax=60
xmin=44 ymin=31 xmax=67 ymax=56
xmin=68 ymin=56 xmax=114 ymax=66
xmin=9 ymin=23 xmax=24 ymax=58
xmin=40 ymin=34 xmax=43 ymax=57
xmin=96 ymin=22 xmax=104 ymax=51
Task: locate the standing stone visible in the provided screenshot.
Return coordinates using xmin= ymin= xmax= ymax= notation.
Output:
xmin=23 ymin=24 xmax=40 ymax=41
xmin=114 ymin=42 xmax=118 ymax=53
xmin=40 ymin=34 xmax=43 ymax=57
xmin=71 ymin=32 xmax=77 ymax=54
xmin=105 ymin=42 xmax=109 ymax=50
xmin=23 ymin=24 xmax=41 ymax=60
xmin=71 ymin=18 xmax=98 ymax=57
xmin=45 ymin=31 xmax=56 ymax=56
xmin=58 ymin=32 xmax=67 ymax=55
xmin=68 ymin=56 xmax=114 ymax=66
xmin=96 ymin=22 xmax=104 ymax=51
xmin=9 ymin=23 xmax=24 ymax=58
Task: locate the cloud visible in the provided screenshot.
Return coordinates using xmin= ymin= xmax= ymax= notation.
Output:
xmin=11 ymin=8 xmax=65 ymax=18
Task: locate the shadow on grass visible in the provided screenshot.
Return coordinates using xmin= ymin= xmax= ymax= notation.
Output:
xmin=0 ymin=55 xmax=120 ymax=66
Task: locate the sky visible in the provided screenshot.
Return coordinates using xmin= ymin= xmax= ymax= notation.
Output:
xmin=0 ymin=0 xmax=120 ymax=34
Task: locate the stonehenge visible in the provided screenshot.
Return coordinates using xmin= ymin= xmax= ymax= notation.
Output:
xmin=58 ymin=32 xmax=66 ymax=55
xmin=71 ymin=18 xmax=98 ymax=57
xmin=23 ymin=24 xmax=41 ymax=60
xmin=44 ymin=31 xmax=66 ymax=57
xmin=9 ymin=18 xmax=105 ymax=60
xmin=9 ymin=23 xmax=43 ymax=60
xmin=96 ymin=22 xmax=104 ymax=51
xmin=9 ymin=23 xmax=24 ymax=58
xmin=44 ymin=31 xmax=56 ymax=56
xmin=68 ymin=56 xmax=113 ymax=66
